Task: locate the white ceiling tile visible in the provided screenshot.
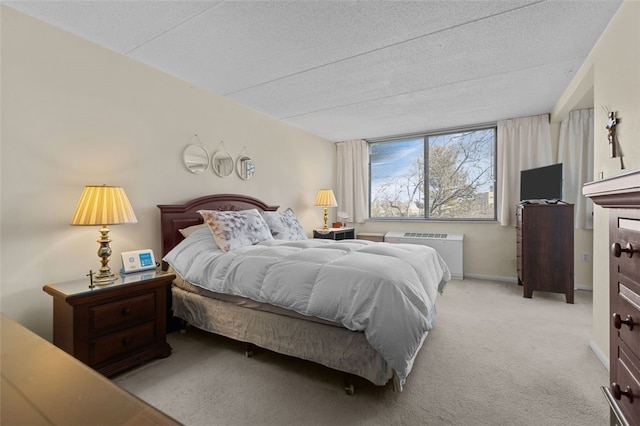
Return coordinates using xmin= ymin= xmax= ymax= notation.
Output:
xmin=4 ymin=1 xmax=218 ymax=53
xmin=4 ymin=0 xmax=624 ymax=141
xmin=286 ymin=60 xmax=585 ymax=141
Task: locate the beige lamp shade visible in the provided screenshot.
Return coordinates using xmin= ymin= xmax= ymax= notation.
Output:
xmin=70 ymin=185 xmax=137 ymax=285
xmin=70 ymin=185 xmax=137 ymax=226
xmin=314 ymin=189 xmax=337 ymax=231
xmin=314 ymin=189 xmax=338 ymax=207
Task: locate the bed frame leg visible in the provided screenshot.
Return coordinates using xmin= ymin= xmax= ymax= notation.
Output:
xmin=343 ymin=374 xmax=355 ymax=396
xmin=245 ymin=343 xmax=257 ymax=358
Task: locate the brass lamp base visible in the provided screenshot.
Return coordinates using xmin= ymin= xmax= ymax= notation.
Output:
xmin=94 ymin=226 xmax=116 ymax=285
xmin=321 ymin=206 xmax=329 ymax=230
xmin=93 ymin=272 xmax=116 ymax=285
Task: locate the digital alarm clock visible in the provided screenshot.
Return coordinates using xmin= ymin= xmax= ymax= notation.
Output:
xmin=121 ymin=249 xmax=157 ymax=274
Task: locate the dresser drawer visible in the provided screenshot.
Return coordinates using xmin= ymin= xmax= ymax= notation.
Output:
xmin=91 ymin=321 xmax=156 ymax=365
xmin=613 ymin=346 xmax=640 ymax=425
xmin=616 ymin=281 xmax=640 ymax=355
xmin=90 ymin=293 xmax=155 ymax=334
xmin=614 ymin=216 xmax=640 ymax=285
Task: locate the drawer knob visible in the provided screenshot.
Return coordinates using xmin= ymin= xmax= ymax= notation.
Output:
xmin=121 ymin=307 xmax=131 ymax=316
xmin=122 ymin=338 xmax=131 ymax=346
xmin=612 ymin=383 xmax=634 ymax=402
xmin=613 ymin=313 xmax=635 ymax=330
xmin=612 ymin=242 xmax=634 ymax=258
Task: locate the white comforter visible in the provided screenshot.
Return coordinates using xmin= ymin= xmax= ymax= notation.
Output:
xmin=164 ymin=228 xmax=451 ymax=389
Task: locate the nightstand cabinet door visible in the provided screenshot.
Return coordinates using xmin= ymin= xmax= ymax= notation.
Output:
xmin=43 ymin=272 xmax=175 ymax=377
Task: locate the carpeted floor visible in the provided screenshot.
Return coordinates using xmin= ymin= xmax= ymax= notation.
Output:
xmin=113 ymin=278 xmax=609 ymax=426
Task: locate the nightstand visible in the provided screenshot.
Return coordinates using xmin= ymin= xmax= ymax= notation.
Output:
xmin=43 ymin=270 xmax=175 ymax=377
xmin=313 ymin=227 xmax=355 ymax=240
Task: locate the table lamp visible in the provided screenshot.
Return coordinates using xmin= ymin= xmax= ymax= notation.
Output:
xmin=70 ymin=185 xmax=137 ymax=284
xmin=314 ymin=189 xmax=338 ymax=231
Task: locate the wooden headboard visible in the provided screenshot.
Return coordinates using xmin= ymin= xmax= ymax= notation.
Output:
xmin=157 ymin=194 xmax=279 ymax=261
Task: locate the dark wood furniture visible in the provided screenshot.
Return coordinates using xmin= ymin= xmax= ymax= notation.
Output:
xmin=43 ymin=270 xmax=175 ymax=377
xmin=584 ymin=170 xmax=640 ymax=426
xmin=516 ymin=203 xmax=574 ymax=303
xmin=157 ymin=193 xmax=278 ymax=269
xmin=0 ymin=313 xmax=180 ymax=425
xmin=157 ymin=194 xmax=420 ymax=394
xmin=313 ymin=227 xmax=355 ymax=240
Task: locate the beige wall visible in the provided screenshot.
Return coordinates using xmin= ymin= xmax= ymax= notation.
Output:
xmin=3 ymin=3 xmax=634 ymax=344
xmin=355 ymin=119 xmax=595 ymax=286
xmin=552 ymin=0 xmax=640 ymax=366
xmin=0 ymin=7 xmax=335 ymax=339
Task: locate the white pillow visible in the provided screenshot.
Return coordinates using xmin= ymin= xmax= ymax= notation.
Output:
xmin=163 ymin=227 xmax=222 ymax=277
xmin=178 ymin=223 xmax=208 ymax=237
xmin=261 ymin=208 xmax=307 ymax=241
xmin=198 ymin=208 xmax=273 ymax=252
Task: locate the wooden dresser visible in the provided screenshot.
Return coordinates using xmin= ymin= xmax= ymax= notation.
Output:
xmin=516 ymin=203 xmax=574 ymax=303
xmin=584 ymin=170 xmax=640 ymax=426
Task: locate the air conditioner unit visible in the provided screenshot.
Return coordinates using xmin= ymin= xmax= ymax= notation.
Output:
xmin=384 ymin=232 xmax=464 ymax=280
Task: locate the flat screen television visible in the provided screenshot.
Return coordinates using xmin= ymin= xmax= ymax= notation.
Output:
xmin=520 ymin=163 xmax=563 ymax=202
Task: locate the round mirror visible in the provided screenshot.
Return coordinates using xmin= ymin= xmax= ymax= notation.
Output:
xmin=183 ymin=144 xmax=210 ymax=174
xmin=212 ymin=151 xmax=235 ymax=177
xmin=236 ymin=156 xmax=255 ymax=180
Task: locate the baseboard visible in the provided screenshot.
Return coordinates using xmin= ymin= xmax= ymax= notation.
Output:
xmin=463 ymin=274 xmax=593 ymax=292
xmin=576 ymin=284 xmax=593 ymax=291
xmin=464 ymin=274 xmax=517 ymax=283
xmin=589 ymin=339 xmax=610 ymax=371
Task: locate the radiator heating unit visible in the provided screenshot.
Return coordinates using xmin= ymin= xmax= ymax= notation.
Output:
xmin=384 ymin=232 xmax=464 ymax=280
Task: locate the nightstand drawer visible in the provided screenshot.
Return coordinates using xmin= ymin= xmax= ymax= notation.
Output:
xmin=91 ymin=321 xmax=155 ymax=365
xmin=90 ymin=293 xmax=156 ymax=333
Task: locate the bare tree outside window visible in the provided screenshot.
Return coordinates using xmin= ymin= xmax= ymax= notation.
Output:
xmin=370 ymin=127 xmax=496 ymax=220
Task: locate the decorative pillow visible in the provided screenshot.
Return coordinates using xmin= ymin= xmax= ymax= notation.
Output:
xmin=261 ymin=208 xmax=307 ymax=241
xmin=178 ymin=223 xmax=209 ymax=238
xmin=198 ymin=208 xmax=273 ymax=252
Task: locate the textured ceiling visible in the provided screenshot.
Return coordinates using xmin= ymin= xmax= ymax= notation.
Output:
xmin=4 ymin=1 xmax=623 ymax=141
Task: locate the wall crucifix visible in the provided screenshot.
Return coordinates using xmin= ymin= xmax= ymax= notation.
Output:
xmin=606 ymin=111 xmax=619 ymax=158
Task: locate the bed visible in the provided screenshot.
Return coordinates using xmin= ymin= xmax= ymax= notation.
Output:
xmin=158 ymin=194 xmax=450 ymax=394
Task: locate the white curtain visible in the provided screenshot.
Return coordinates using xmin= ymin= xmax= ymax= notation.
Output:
xmin=558 ymin=109 xmax=594 ymax=229
xmin=336 ymin=139 xmax=369 ymax=223
xmin=497 ymin=114 xmax=553 ymax=226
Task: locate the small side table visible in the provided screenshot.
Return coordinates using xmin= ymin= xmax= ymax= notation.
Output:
xmin=313 ymin=227 xmax=355 ymax=240
xmin=43 ymin=270 xmax=175 ymax=377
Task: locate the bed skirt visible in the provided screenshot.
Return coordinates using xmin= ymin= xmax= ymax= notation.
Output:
xmin=172 ymin=286 xmax=399 ymax=388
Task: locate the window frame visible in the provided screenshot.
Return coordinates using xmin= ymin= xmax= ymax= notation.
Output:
xmin=367 ymin=124 xmax=498 ymax=222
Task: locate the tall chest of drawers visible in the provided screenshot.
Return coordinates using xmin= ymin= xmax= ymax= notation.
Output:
xmin=516 ymin=203 xmax=574 ymax=303
xmin=584 ymin=170 xmax=640 ymax=426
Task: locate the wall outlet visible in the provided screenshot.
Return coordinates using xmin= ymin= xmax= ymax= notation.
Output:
xmin=581 ymin=252 xmax=590 ymax=263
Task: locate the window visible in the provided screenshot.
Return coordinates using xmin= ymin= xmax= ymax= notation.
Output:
xmin=369 ymin=126 xmax=496 ymax=220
